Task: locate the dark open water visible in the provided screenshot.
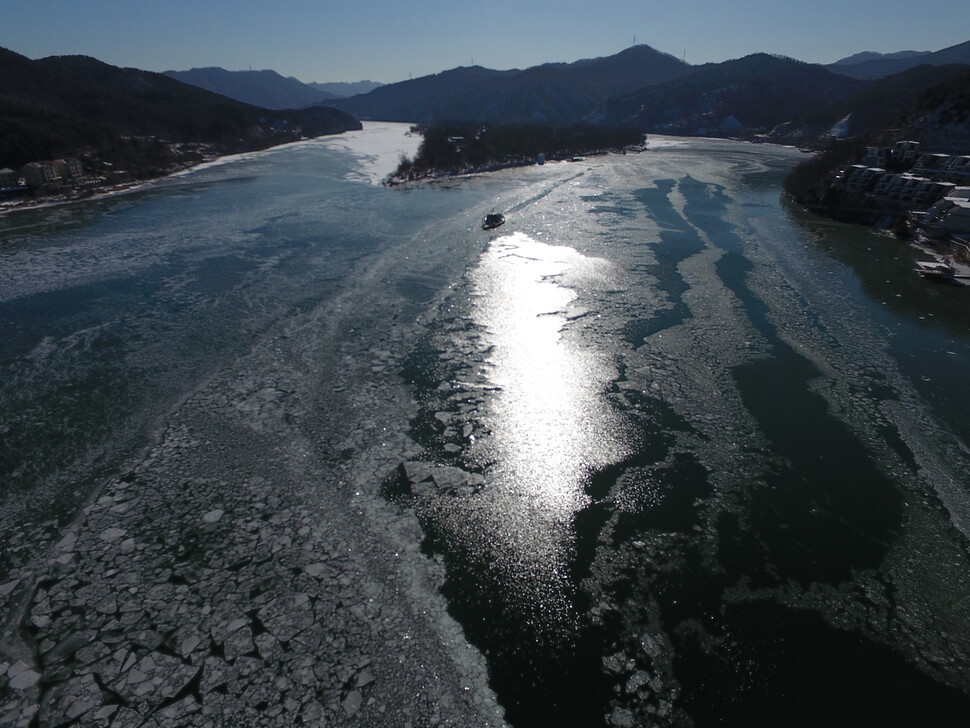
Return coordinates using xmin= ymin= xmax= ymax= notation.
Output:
xmin=2 ymin=126 xmax=970 ymax=726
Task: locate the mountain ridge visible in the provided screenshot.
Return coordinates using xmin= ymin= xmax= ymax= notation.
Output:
xmin=160 ymin=69 xmax=385 ymax=108
xmin=826 ymin=40 xmax=970 ymax=79
xmin=0 ymin=47 xmax=361 ymax=173
xmin=325 ymin=40 xmax=970 ymax=147
xmin=328 ymin=45 xmax=693 ymax=123
xmin=308 ymin=80 xmax=383 ymax=98
xmin=600 ymin=53 xmax=866 ymax=134
xmin=164 ymin=67 xmax=337 ymax=109
xmin=829 ymin=50 xmax=929 ymax=67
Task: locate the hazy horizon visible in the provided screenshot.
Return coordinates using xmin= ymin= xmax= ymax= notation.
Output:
xmin=2 ymin=1 xmax=968 ymax=85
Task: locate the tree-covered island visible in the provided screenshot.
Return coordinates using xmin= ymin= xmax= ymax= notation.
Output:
xmin=387 ymin=122 xmax=645 ymax=184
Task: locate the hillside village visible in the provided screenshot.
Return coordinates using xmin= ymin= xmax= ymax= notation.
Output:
xmin=0 ymin=146 xmax=212 ymax=211
xmin=780 ymin=137 xmax=970 ymax=280
xmin=1 ymin=158 xmax=98 ymax=200
xmin=834 ymin=141 xmax=970 ymax=239
xmin=0 ymin=139 xmax=223 ymax=209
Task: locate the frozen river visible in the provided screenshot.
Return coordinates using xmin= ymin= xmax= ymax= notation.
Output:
xmin=2 ymin=124 xmax=970 ymax=726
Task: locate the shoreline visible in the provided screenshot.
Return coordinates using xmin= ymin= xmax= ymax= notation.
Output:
xmin=0 ymin=180 xmax=161 ymax=217
xmin=383 ymin=133 xmax=804 ymax=187
xmin=0 ymin=134 xmax=354 ymax=219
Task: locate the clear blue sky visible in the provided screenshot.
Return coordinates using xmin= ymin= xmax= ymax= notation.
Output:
xmin=1 ymin=0 xmax=968 ymax=84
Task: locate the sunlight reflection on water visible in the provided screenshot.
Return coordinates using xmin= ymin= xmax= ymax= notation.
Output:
xmin=471 ymin=231 xmax=629 ymax=634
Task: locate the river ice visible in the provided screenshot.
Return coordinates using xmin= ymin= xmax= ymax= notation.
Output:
xmin=2 ymin=127 xmax=969 ymax=726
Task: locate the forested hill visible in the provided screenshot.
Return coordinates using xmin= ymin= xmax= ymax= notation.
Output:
xmin=826 ymin=40 xmax=970 ymax=80
xmin=598 ymin=54 xmax=970 ymax=142
xmin=162 ymin=69 xmax=384 ymax=109
xmin=330 ymin=45 xmax=692 ymax=123
xmin=599 ymin=54 xmax=866 ymax=134
xmin=0 ymin=48 xmax=361 ymax=173
xmin=164 ymin=67 xmax=337 ymax=110
xmin=328 ymin=41 xmax=970 ymax=148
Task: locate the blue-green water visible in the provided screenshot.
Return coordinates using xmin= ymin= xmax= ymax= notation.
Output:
xmin=3 ymin=127 xmax=970 ymax=726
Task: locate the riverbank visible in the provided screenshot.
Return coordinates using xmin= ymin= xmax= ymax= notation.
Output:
xmin=0 ymin=179 xmax=165 ymax=217
xmin=0 ymin=127 xmax=375 ymax=218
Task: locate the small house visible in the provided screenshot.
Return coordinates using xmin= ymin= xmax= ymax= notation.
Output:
xmin=22 ymin=161 xmax=59 ymax=188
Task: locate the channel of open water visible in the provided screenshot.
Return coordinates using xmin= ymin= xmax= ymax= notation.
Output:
xmin=2 ymin=126 xmax=970 ymax=726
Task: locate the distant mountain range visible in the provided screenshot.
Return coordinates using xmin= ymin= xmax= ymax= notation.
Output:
xmin=3 ymin=37 xmax=969 ymax=176
xmin=328 ymin=45 xmax=693 ymax=123
xmin=829 ymin=50 xmax=929 ymax=68
xmin=163 ymin=68 xmax=384 ymax=109
xmin=162 ymin=46 xmax=690 ymax=120
xmin=308 ymin=80 xmax=383 ymax=98
xmin=318 ymin=40 xmax=970 ymax=147
xmin=148 ymin=42 xmax=970 ymax=148
xmin=600 ymin=54 xmax=864 ymax=133
xmin=164 ymin=68 xmax=338 ymax=109
xmin=0 ymin=48 xmax=360 ymax=172
xmin=826 ymin=41 xmax=970 ymax=79
xmin=599 ymin=53 xmax=970 ymax=143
